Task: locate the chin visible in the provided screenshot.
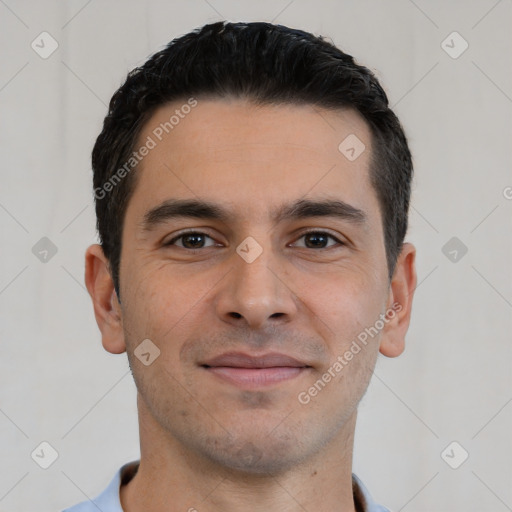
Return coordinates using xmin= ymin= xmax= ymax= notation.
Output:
xmin=198 ymin=430 xmax=311 ymax=476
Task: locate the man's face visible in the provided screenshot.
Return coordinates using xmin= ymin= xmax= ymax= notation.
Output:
xmin=115 ymin=98 xmax=395 ymax=473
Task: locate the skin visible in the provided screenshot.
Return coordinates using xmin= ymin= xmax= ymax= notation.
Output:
xmin=85 ymin=98 xmax=417 ymax=512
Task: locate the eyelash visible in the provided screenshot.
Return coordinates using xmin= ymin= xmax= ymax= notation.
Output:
xmin=164 ymin=230 xmax=344 ymax=250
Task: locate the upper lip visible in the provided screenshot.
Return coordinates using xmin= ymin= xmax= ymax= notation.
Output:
xmin=202 ymin=352 xmax=309 ymax=368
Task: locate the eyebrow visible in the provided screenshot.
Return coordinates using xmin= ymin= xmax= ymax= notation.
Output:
xmin=140 ymin=198 xmax=368 ymax=232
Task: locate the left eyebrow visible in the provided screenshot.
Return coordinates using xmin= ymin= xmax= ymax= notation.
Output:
xmin=273 ymin=198 xmax=368 ymax=226
xmin=140 ymin=197 xmax=368 ymax=232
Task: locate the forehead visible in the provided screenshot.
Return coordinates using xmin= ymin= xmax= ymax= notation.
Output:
xmin=126 ymin=98 xmax=380 ymax=229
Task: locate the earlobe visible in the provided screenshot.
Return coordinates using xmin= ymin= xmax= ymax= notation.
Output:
xmin=379 ymin=242 xmax=417 ymax=358
xmin=84 ymin=244 xmax=127 ymax=354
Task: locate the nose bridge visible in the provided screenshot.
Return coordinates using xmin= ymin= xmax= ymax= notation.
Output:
xmin=236 ymin=240 xmax=278 ymax=297
xmin=215 ymin=235 xmax=296 ymax=327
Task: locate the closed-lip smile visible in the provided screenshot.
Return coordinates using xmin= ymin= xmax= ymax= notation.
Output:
xmin=201 ymin=352 xmax=311 ymax=388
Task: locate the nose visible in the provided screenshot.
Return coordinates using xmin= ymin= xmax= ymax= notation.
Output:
xmin=214 ymin=240 xmax=298 ymax=330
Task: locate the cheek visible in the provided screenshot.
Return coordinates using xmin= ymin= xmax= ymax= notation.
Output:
xmin=303 ymin=270 xmax=385 ymax=346
xmin=120 ymin=264 xmax=175 ymax=350
xmin=121 ymin=261 xmax=216 ymax=362
xmin=312 ymin=273 xmax=385 ymax=404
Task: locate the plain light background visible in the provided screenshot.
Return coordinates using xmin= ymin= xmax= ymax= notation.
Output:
xmin=1 ymin=1 xmax=511 ymax=511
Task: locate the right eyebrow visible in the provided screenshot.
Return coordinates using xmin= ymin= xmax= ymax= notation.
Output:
xmin=140 ymin=199 xmax=230 ymax=232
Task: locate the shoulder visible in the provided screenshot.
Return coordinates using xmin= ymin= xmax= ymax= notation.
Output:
xmin=61 ymin=461 xmax=139 ymax=512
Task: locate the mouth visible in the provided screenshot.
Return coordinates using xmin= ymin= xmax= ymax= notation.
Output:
xmin=201 ymin=352 xmax=311 ymax=389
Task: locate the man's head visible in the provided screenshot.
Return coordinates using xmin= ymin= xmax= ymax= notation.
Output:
xmin=85 ymin=21 xmax=416 ymax=476
xmin=91 ymin=21 xmax=413 ymax=296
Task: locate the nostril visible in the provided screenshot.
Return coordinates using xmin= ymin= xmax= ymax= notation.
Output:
xmin=229 ymin=312 xmax=242 ymax=319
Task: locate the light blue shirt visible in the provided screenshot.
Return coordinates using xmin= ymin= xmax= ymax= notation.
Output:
xmin=63 ymin=460 xmax=392 ymax=511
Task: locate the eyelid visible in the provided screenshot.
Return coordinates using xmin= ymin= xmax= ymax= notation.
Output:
xmin=164 ymin=229 xmax=219 ymax=247
xmin=164 ymin=228 xmax=345 ymax=248
xmin=290 ymin=229 xmax=345 ymax=247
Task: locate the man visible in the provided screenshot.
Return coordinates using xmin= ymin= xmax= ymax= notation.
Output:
xmin=65 ymin=20 xmax=417 ymax=512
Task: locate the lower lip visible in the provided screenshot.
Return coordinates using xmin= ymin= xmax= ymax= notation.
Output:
xmin=205 ymin=366 xmax=307 ymax=388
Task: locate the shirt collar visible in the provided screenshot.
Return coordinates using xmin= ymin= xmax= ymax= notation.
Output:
xmin=99 ymin=460 xmax=389 ymax=512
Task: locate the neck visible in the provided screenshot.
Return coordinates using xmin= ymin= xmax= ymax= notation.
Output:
xmin=120 ymin=395 xmax=358 ymax=512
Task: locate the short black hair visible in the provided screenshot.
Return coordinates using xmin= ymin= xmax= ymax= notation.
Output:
xmin=92 ymin=21 xmax=413 ymax=297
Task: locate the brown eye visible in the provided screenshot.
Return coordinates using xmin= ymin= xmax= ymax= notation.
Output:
xmin=293 ymin=231 xmax=343 ymax=249
xmin=166 ymin=232 xmax=217 ymax=249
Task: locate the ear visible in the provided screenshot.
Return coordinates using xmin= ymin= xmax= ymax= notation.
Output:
xmin=84 ymin=244 xmax=126 ymax=354
xmin=379 ymin=242 xmax=417 ymax=358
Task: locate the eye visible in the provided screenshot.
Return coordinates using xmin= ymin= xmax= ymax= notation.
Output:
xmin=165 ymin=231 xmax=219 ymax=249
xmin=291 ymin=231 xmax=344 ymax=249
xmin=164 ymin=230 xmax=343 ymax=250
